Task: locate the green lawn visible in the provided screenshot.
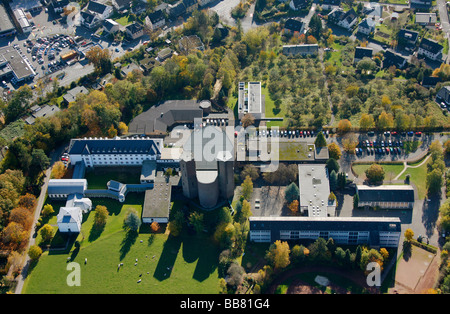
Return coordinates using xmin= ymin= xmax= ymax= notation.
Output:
xmin=274 ymin=142 xmax=312 ymax=161
xmin=352 ymin=163 xmax=405 ymax=181
xmin=263 ymin=86 xmax=285 ymax=118
xmin=399 ymin=158 xmax=431 ymax=200
xmin=23 ymin=196 xmax=221 ymax=294
xmin=84 ymin=167 xmax=142 ymax=189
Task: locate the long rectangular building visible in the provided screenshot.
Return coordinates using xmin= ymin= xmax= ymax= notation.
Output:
xmin=68 ymin=137 xmax=163 ymax=168
xmin=356 ymin=185 xmax=415 ymax=210
xmin=249 ymin=216 xmax=401 ymax=247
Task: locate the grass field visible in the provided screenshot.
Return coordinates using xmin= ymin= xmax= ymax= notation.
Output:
xmin=273 ymin=142 xmax=312 ymax=161
xmin=352 ymin=163 xmax=405 ymax=181
xmin=399 ymin=157 xmax=431 ymax=200
xmin=23 ymin=196 xmax=221 ymax=294
xmin=84 ymin=167 xmax=142 ymax=189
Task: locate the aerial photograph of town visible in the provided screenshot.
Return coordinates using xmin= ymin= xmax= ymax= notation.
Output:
xmin=0 ymin=0 xmax=449 ymax=303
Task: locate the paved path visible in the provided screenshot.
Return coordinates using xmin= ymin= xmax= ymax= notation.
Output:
xmin=393 ymin=154 xmax=431 ymax=180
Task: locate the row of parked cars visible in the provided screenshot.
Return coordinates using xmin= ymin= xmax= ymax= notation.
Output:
xmin=357 ymin=139 xmax=404 ymax=156
xmin=254 ymin=129 xmax=319 ymax=138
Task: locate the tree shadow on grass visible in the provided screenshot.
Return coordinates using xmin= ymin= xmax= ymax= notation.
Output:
xmin=153 ymin=235 xmax=181 ymax=281
xmin=88 ymin=223 xmax=105 ymax=243
xmin=119 ymin=230 xmax=138 ymax=261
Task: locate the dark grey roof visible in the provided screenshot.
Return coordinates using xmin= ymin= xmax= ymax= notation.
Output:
xmin=87 ymin=1 xmax=109 ymax=14
xmin=420 ymin=38 xmax=443 ymax=54
xmin=148 ymin=9 xmax=165 ymax=23
xmin=357 ymin=185 xmax=414 ymax=203
xmin=68 ymin=138 xmax=161 ymax=156
xmin=322 ymin=0 xmax=341 ymax=5
xmin=168 ymin=2 xmax=186 ymax=17
xmin=114 ymin=0 xmax=132 ymax=9
xmin=128 ymin=100 xmax=204 ymax=134
xmin=291 ymin=0 xmax=310 ymax=9
xmin=354 ymin=47 xmax=373 ymax=60
xmin=284 ymin=18 xmax=304 ymax=32
xmin=398 ymin=29 xmax=419 ymax=45
xmin=182 ymin=0 xmax=197 ymax=7
xmin=126 ymin=22 xmax=143 ymax=34
xmin=81 ymin=11 xmax=96 ymax=24
xmin=422 ymin=76 xmax=441 ymax=87
xmin=383 ymin=50 xmax=408 ymax=69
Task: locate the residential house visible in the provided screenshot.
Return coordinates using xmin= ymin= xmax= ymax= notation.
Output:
xmin=283 ymin=18 xmax=304 ymax=35
xmin=354 ymin=47 xmax=373 ymax=64
xmin=125 ymin=22 xmax=144 ymax=40
xmin=363 ymin=2 xmax=382 ymax=22
xmin=139 ymin=56 xmax=159 ymax=74
xmin=24 ymin=104 xmax=60 ymax=125
xmin=289 ymin=0 xmax=310 ymax=10
xmin=132 ymin=1 xmax=148 ymax=14
xmin=383 ymin=50 xmax=408 ymax=69
xmin=167 ymin=1 xmax=186 ymax=18
xmin=282 ymin=44 xmax=319 ymax=57
xmin=80 ymin=1 xmax=113 ymax=29
xmin=63 ymin=86 xmax=89 ymax=105
xmin=199 ymin=0 xmax=214 ymax=6
xmin=111 ymin=0 xmax=132 ymax=11
xmin=356 ymin=185 xmax=415 ymax=210
xmin=357 ymin=17 xmax=376 ymax=36
xmin=418 ymin=38 xmax=443 ymax=61
xmin=415 ymin=13 xmax=436 ymax=26
xmin=410 ymin=0 xmax=432 ymax=9
xmin=179 ymin=35 xmax=204 ymax=53
xmin=156 ymin=47 xmax=173 ymax=62
xmin=328 ymin=8 xmax=358 ymax=31
xmin=120 ymin=62 xmax=143 ymax=77
xmin=103 ymin=19 xmax=120 ymax=35
xmin=321 ymin=0 xmax=341 ymax=11
xmin=422 ymin=76 xmax=441 ymax=88
xmin=57 ymin=206 xmax=83 ymax=233
xmin=50 ymin=0 xmax=69 ymax=13
xmin=183 ymin=0 xmax=198 ymax=13
xmin=435 ymin=86 xmax=450 ymax=106
xmin=146 ymin=9 xmax=166 ymax=31
xmin=397 ymin=29 xmax=419 ymax=49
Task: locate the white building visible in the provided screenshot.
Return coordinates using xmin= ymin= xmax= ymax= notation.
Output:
xmin=68 ymin=137 xmax=163 ymax=168
xmin=48 ymin=179 xmax=88 ymax=199
xmin=57 ymin=207 xmax=83 ymax=233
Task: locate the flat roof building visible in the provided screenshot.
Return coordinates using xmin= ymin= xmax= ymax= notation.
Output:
xmin=356 ymin=185 xmax=415 ymax=209
xmin=238 ymin=82 xmax=264 ymax=120
xmin=298 ymin=164 xmax=336 ymax=217
xmin=249 ymin=216 xmax=402 ymax=247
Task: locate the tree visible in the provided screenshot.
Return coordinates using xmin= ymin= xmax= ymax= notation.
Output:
xmin=308 ymin=14 xmax=323 ymax=39
xmin=10 ymin=207 xmax=33 ymax=230
xmin=365 ymin=163 xmax=385 ymax=184
xmin=235 ymin=199 xmax=252 ymax=224
xmin=18 ymin=194 xmax=37 ymax=211
xmin=308 ymin=237 xmax=331 ymax=263
xmin=240 ymin=164 xmax=260 ymax=181
xmin=86 ymin=46 xmax=112 ymax=74
xmin=189 ymin=211 xmax=204 ymax=234
xmin=51 ymin=161 xmax=66 ymax=179
xmin=427 ymin=168 xmax=443 ymax=195
xmin=356 ymin=57 xmax=376 ymax=74
xmin=94 ymin=205 xmax=108 ymax=227
xmin=314 ymin=131 xmax=327 ymax=147
xmin=30 ymin=149 xmax=50 ymax=178
xmin=288 ymin=200 xmax=299 ymax=214
xmin=118 ymin=122 xmax=128 ymax=135
xmin=150 ymin=221 xmax=160 ymax=232
xmin=42 ymin=204 xmax=54 ymax=217
xmin=359 ymin=113 xmax=375 ymax=131
xmin=404 ymin=228 xmax=414 ymax=241
xmin=227 ymin=262 xmax=245 ymax=288
xmin=40 ymin=224 xmax=54 ymax=243
xmin=241 ymin=175 xmax=253 ymax=200
xmin=337 ymin=119 xmax=352 ymax=133
xmin=28 ymin=244 xmax=42 ymax=261
xmin=123 ymin=210 xmax=141 ymax=233
xmin=377 ymin=111 xmax=394 ymax=130
xmin=326 ymin=158 xmax=340 ymax=174
xmin=284 ymin=182 xmax=299 ymax=204
xmin=328 ymin=142 xmax=342 ymax=160
xmin=329 ymin=170 xmax=338 ymax=191
xmin=1 ymin=222 xmax=26 ymax=249
xmin=241 ymin=113 xmax=255 ymax=128
xmin=266 ymin=240 xmax=290 ymax=269
xmin=168 ymin=210 xmax=184 ymax=237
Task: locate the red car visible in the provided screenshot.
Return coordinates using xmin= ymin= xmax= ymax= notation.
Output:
xmin=415 ymin=132 xmax=422 ymax=136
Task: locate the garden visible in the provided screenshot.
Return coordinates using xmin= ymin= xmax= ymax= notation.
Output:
xmin=23 ymin=197 xmax=222 ymax=294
